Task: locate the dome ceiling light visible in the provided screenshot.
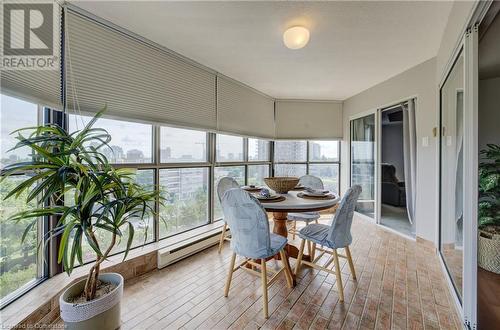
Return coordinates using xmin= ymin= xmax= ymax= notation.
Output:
xmin=283 ymin=26 xmax=310 ymax=50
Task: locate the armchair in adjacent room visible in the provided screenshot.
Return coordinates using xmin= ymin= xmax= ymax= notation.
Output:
xmin=381 ymin=163 xmax=406 ymax=207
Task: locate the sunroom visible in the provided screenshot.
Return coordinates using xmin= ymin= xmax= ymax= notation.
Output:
xmin=0 ymin=1 xmax=499 ymax=329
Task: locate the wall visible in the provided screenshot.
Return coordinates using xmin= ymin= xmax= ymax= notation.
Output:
xmin=479 ymin=77 xmax=500 ymax=151
xmin=341 ymin=57 xmax=437 ymax=243
xmin=436 ymin=1 xmax=477 ymax=82
xmin=381 ymin=123 xmax=404 ymax=181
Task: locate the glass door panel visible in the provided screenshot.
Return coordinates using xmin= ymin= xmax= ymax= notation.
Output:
xmin=439 ymin=51 xmax=464 ymax=301
xmin=350 ymin=114 xmax=376 ymax=218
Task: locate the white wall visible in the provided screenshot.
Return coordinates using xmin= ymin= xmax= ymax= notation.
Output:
xmin=341 ymin=58 xmax=437 ymax=242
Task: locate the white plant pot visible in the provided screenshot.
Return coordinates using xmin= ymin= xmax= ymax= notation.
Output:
xmin=59 ymin=273 xmax=123 ymax=330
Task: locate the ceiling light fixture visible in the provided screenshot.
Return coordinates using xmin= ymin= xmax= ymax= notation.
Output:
xmin=283 ymin=26 xmax=310 ymax=50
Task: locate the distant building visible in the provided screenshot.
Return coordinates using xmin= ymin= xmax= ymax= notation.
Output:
xmin=126 ymin=149 xmax=144 ymax=162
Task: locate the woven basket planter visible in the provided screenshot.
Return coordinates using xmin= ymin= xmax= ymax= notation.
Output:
xmin=264 ymin=177 xmax=299 ymax=194
xmin=60 ymin=273 xmax=123 ymax=330
xmin=478 ymin=230 xmax=500 ymax=274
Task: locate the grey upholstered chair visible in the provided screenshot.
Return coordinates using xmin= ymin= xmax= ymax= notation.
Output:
xmin=221 ymin=188 xmax=293 ymax=318
xmin=295 ymin=185 xmax=362 ymax=302
xmin=287 ymin=175 xmax=324 ymax=239
xmin=216 ymin=177 xmax=240 ymax=253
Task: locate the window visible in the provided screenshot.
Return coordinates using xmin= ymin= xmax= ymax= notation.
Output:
xmin=69 ymin=114 xmax=153 ymax=164
xmin=247 ymin=165 xmax=270 ymax=186
xmin=160 ymin=126 xmax=207 ymax=163
xmin=274 ymin=140 xmax=340 ymax=194
xmin=214 ymin=166 xmax=245 ymax=220
xmin=309 ymin=141 xmax=339 ymax=162
xmin=216 ymin=134 xmax=244 ymax=162
xmin=248 ymin=138 xmax=270 ymax=161
xmin=159 ymin=168 xmax=209 ymax=237
xmin=0 ymin=95 xmax=41 ymax=304
xmin=274 ymin=164 xmax=307 ymax=177
xmin=274 ymin=141 xmax=307 ymax=162
xmin=309 ymin=164 xmax=340 ymax=194
xmin=0 ymin=94 xmax=38 ymax=168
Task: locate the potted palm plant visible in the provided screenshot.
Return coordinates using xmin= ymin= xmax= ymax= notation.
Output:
xmin=1 ymin=110 xmax=158 ymax=329
xmin=478 ymin=144 xmax=500 ymax=274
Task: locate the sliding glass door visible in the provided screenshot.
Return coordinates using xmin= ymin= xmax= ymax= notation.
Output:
xmin=439 ymin=50 xmax=465 ymax=302
xmin=350 ymin=114 xmax=376 ymax=218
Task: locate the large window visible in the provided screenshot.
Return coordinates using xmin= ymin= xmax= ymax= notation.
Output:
xmin=159 ymin=168 xmax=209 ymax=237
xmin=216 ymin=134 xmax=244 ymax=162
xmin=160 ymin=126 xmax=207 ymax=163
xmin=248 ymin=138 xmax=270 ymax=161
xmin=274 ymin=141 xmax=307 ymax=162
xmin=69 ymin=115 xmax=153 ymax=164
xmin=0 ymin=95 xmax=42 ymax=305
xmin=274 ymin=140 xmax=340 ymax=194
xmin=248 ymin=165 xmax=270 ymax=186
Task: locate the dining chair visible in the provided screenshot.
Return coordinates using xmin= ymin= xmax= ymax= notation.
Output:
xmin=216 ymin=177 xmax=240 ymax=253
xmin=288 ymin=175 xmax=324 ymax=240
xmin=221 ymin=188 xmax=293 ymax=318
xmin=294 ymin=185 xmax=362 ymax=302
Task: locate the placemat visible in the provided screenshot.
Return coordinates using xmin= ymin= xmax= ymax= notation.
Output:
xmin=257 ymin=196 xmax=286 ymax=203
xmin=297 ymin=192 xmax=336 ymax=200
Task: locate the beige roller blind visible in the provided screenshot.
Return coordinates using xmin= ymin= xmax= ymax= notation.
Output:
xmin=275 ymin=100 xmax=343 ymax=139
xmin=65 ymin=10 xmax=216 ymax=130
xmin=217 ymin=76 xmax=275 ymax=138
xmin=1 ymin=4 xmax=61 ymax=108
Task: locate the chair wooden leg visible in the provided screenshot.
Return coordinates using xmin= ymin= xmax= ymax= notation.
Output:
xmin=295 ymin=239 xmax=306 ymax=275
xmin=332 ymin=249 xmax=344 ymax=302
xmin=345 ymin=245 xmax=357 ymax=280
xmin=311 ymin=243 xmax=317 ymax=260
xmin=307 ymin=241 xmax=312 ymax=256
xmin=218 ymin=223 xmax=227 ymax=254
xmin=224 ymin=253 xmax=236 ymax=297
xmin=261 ymin=258 xmax=269 ymax=318
xmin=279 ymin=250 xmax=293 ymax=288
xmin=292 ymin=221 xmax=297 ymax=240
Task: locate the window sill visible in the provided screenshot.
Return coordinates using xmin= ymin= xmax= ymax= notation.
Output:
xmin=0 ymin=221 xmax=225 ymax=329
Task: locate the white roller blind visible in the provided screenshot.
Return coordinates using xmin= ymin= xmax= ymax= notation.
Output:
xmin=275 ymin=100 xmax=343 ymax=139
xmin=217 ymin=76 xmax=275 ymax=138
xmin=1 ymin=4 xmax=61 ymax=108
xmin=65 ymin=10 xmax=216 ymax=130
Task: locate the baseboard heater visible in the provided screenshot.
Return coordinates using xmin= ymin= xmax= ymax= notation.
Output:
xmin=157 ymin=230 xmax=225 ymax=269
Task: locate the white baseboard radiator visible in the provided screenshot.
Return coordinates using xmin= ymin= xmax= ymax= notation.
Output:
xmin=157 ymin=232 xmax=222 ymax=269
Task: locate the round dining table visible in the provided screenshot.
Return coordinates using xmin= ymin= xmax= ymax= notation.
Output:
xmin=258 ymin=190 xmax=340 ymax=284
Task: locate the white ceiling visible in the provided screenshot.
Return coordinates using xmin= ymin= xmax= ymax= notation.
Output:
xmin=71 ymin=1 xmax=453 ymax=100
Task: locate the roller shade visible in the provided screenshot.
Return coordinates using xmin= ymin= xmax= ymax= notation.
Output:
xmin=275 ymin=100 xmax=343 ymax=139
xmin=64 ymin=9 xmax=216 ymax=130
xmin=217 ymin=76 xmax=275 ymax=138
xmin=1 ymin=4 xmax=61 ymax=108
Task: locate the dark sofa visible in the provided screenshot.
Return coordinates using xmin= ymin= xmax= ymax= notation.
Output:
xmin=381 ymin=163 xmax=406 ymax=207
